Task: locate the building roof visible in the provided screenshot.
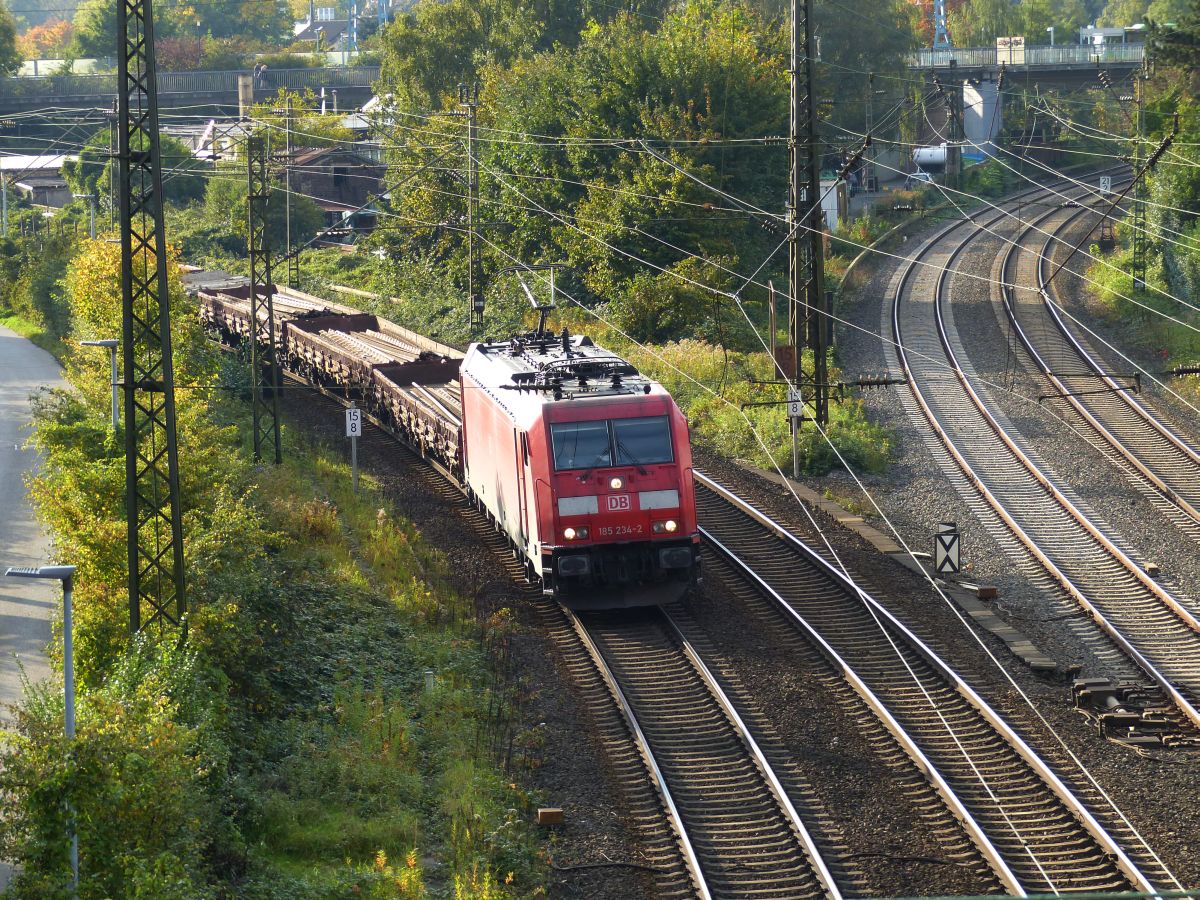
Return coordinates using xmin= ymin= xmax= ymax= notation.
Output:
xmin=289 ymin=146 xmax=378 ymax=166
xmin=293 ymin=20 xmax=349 ymax=43
xmin=14 ymin=175 xmax=67 ymax=188
xmin=0 ymin=153 xmax=74 ymax=173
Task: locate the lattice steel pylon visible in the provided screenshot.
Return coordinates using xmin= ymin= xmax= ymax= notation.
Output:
xmin=788 ymin=0 xmax=829 ymax=428
xmin=932 ymin=0 xmax=952 ymax=49
xmin=247 ymin=135 xmax=283 ymax=464
xmin=116 ymin=0 xmax=186 ymax=635
xmin=1131 ymin=67 xmax=1148 ymax=290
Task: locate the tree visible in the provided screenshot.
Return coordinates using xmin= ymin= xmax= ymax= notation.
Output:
xmin=63 ymin=130 xmax=207 ymax=213
xmin=1147 ymin=0 xmax=1196 ymax=24
xmin=947 ymin=0 xmax=1022 ymax=45
xmin=16 ymin=19 xmax=73 ymax=58
xmin=1019 ymin=0 xmax=1088 ymax=40
xmin=1099 ymin=0 xmax=1150 ymax=26
xmin=69 ymin=0 xmax=115 ymax=58
xmin=73 ymin=0 xmax=288 ymax=55
xmin=0 ymin=0 xmax=20 ymax=74
xmin=202 ymin=165 xmax=326 ymax=251
xmin=381 ymin=2 xmax=792 ymax=343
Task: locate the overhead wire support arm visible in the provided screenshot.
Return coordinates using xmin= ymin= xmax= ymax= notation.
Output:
xmin=116 ymin=0 xmax=186 ymax=636
xmin=246 ymin=134 xmax=283 ymax=465
xmin=1043 ymin=121 xmax=1177 ymax=292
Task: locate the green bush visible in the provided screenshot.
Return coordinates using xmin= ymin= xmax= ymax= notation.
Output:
xmin=621 ymin=338 xmax=891 ymax=475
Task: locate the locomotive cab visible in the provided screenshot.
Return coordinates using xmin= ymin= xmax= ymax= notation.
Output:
xmin=460 ymin=329 xmax=700 ymax=609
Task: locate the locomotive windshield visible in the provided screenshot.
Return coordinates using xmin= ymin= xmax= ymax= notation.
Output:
xmin=552 ymin=416 xmax=673 ymax=470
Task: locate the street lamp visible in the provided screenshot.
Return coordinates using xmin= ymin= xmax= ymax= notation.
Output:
xmin=80 ymin=339 xmax=119 ymax=432
xmin=1046 ymin=26 xmax=1054 ymax=47
xmin=5 ymin=564 xmax=78 ymax=894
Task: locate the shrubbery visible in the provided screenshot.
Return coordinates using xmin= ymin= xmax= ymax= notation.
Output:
xmin=0 ymin=239 xmax=543 ymax=896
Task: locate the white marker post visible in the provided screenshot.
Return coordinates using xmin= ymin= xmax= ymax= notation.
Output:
xmin=935 ymin=521 xmax=961 ymax=575
xmin=346 ymin=403 xmax=361 ymax=493
xmin=1099 ymin=175 xmax=1113 ymax=195
xmin=788 ymin=386 xmax=803 ymax=479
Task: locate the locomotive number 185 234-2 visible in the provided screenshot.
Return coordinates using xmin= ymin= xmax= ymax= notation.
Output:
xmin=597 ymin=524 xmax=644 ymax=537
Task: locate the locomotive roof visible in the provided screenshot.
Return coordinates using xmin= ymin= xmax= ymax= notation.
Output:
xmin=464 ymin=329 xmax=668 ymax=421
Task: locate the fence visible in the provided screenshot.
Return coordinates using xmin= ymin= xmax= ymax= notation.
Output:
xmin=911 ymin=44 xmax=1144 ymax=69
xmin=0 ymin=66 xmax=380 ymax=100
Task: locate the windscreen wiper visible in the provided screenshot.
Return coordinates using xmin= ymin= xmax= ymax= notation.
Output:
xmin=615 ymin=437 xmax=649 ymax=475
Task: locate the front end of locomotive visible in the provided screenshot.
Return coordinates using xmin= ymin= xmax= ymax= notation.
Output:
xmin=542 ymin=394 xmax=701 ymax=609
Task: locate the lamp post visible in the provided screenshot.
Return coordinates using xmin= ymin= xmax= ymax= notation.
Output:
xmin=5 ymin=565 xmax=78 ymax=895
xmin=1046 ymin=26 xmax=1054 ymax=47
xmin=80 ymin=339 xmax=119 ymax=432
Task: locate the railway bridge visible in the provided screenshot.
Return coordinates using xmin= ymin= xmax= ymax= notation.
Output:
xmin=909 ymin=42 xmax=1144 ymax=88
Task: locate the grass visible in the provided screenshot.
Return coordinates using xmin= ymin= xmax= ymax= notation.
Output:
xmin=1086 ymin=242 xmax=1200 ymax=406
xmin=231 ymin=422 xmax=545 ymax=897
xmin=552 ymin=323 xmax=893 ymax=476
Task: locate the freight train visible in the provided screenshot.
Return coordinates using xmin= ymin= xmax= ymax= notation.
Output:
xmin=190 ymin=273 xmax=700 ymax=608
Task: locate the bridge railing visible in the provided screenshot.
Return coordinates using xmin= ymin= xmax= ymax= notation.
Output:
xmin=0 ymin=66 xmax=380 ymax=100
xmin=911 ymin=44 xmax=1144 ymax=69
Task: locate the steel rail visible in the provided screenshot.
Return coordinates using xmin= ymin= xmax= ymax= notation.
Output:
xmin=694 ymin=471 xmax=1158 ymax=896
xmin=998 ymin=193 xmax=1200 ymax=526
xmin=695 ymin=522 xmax=1023 ymax=893
xmin=1031 ymin=215 xmax=1200 ymax=511
xmin=890 ymin=185 xmax=1200 ymax=734
xmin=657 ymin=610 xmax=844 ymax=900
xmin=566 ymin=605 xmax=850 ymax=899
xmin=562 ymin=608 xmax=713 ymax=900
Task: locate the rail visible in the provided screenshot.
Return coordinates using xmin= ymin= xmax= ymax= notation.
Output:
xmin=890 ymin=182 xmax=1200 ymax=734
xmin=694 ymin=471 xmax=1158 ymax=894
xmin=566 ymin=605 xmax=845 ymax=899
xmin=563 ymin=609 xmax=712 ymax=900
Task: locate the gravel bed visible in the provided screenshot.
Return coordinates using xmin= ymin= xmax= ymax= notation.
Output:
xmin=730 ymin=209 xmax=1200 ymax=889
xmin=693 ymin=442 xmax=1200 ymax=890
xmin=277 ymin=388 xmax=656 ymax=899
xmin=951 ymin=212 xmax=1200 ymax=616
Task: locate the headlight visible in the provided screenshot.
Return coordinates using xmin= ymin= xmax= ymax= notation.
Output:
xmin=609 ymin=476 xmax=624 ymax=490
xmin=564 ymin=526 xmax=589 ymax=541
xmin=664 ymin=519 xmax=678 ymax=533
xmin=653 ymin=519 xmax=679 ymax=534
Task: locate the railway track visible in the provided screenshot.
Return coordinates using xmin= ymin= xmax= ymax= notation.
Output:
xmin=1002 ymin=201 xmax=1200 ymax=531
xmin=252 ymin=252 xmax=1182 ymax=895
xmin=890 ymin=181 xmax=1200 ymax=736
xmin=693 ymin=473 xmax=1169 ymax=895
xmin=567 ymin=605 xmax=843 ymax=900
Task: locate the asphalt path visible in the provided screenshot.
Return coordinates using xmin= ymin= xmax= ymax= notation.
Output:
xmin=0 ymin=325 xmax=64 ymax=891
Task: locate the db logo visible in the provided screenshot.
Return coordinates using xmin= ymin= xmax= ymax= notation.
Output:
xmin=606 ymin=494 xmax=631 ymax=512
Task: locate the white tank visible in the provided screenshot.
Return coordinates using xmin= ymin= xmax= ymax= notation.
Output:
xmin=912 ymin=144 xmax=948 ymax=167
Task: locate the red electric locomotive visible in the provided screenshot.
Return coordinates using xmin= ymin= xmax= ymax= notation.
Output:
xmin=460 ymin=327 xmax=700 ymax=608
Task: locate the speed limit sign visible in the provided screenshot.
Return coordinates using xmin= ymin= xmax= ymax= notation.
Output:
xmin=345 ymin=407 xmax=361 ymax=437
xmin=1099 ymin=175 xmax=1112 ymax=194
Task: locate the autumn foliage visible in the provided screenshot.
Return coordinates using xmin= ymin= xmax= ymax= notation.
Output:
xmin=17 ymin=20 xmax=73 ymax=59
